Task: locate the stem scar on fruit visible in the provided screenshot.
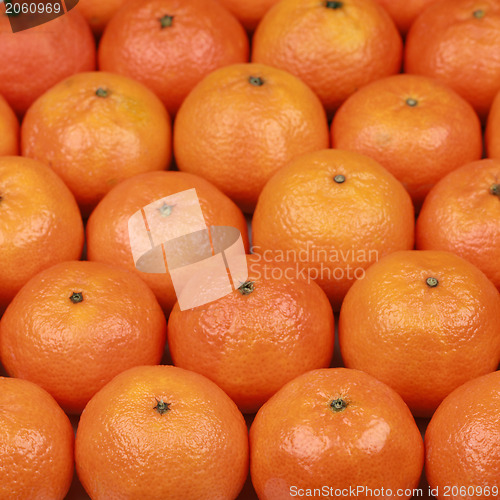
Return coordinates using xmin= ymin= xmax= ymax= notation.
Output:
xmin=160 ymin=15 xmax=174 ymax=28
xmin=406 ymin=97 xmax=418 ymax=107
xmin=490 ymin=183 xmax=500 ymax=197
xmin=238 ymin=281 xmax=255 ymax=295
xmin=159 ymin=203 xmax=174 ymax=217
xmin=70 ymin=292 xmax=84 ymax=304
xmin=249 ymin=76 xmax=264 ymax=87
xmin=325 ymin=1 xmax=343 ymax=9
xmin=154 ymin=399 xmax=170 ymax=415
xmin=426 ymin=277 xmax=439 ymax=288
xmin=473 ymin=9 xmax=485 ymax=18
xmin=95 ymin=88 xmax=109 ymax=98
xmin=330 ymin=397 xmax=348 ymax=412
xmin=334 ymin=174 xmax=345 ymax=184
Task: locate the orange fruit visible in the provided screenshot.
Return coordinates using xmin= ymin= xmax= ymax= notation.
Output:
xmin=21 ymin=71 xmax=171 ymax=218
xmin=251 ymin=0 xmax=402 ymax=116
xmin=373 ymin=0 xmax=436 ymax=35
xmin=0 ymin=94 xmax=18 ymax=156
xmin=405 ymin=0 xmax=500 ymax=121
xmin=485 ymin=87 xmax=500 ymax=158
xmin=86 ymin=170 xmax=249 ymax=313
xmin=331 ymin=74 xmax=482 ymax=209
xmin=416 ymin=159 xmax=500 ymax=290
xmin=425 ymin=371 xmax=500 ymax=496
xmin=174 ymin=63 xmax=329 ymax=213
xmin=168 ymin=256 xmax=335 ymax=413
xmin=0 ymin=377 xmax=74 ymax=500
xmin=252 ymin=149 xmax=414 ymax=311
xmin=0 ymin=156 xmax=84 ymax=314
xmin=215 ymin=0 xmax=280 ymax=31
xmin=250 ymin=368 xmax=424 ymax=499
xmin=77 ymin=0 xmax=129 ymax=36
xmin=0 ymin=261 xmax=167 ymax=414
xmin=339 ymin=250 xmax=500 ymax=417
xmin=75 ymin=365 xmax=249 ymax=499
xmin=98 ymin=0 xmax=249 ymax=116
xmin=0 ymin=9 xmax=96 ymax=116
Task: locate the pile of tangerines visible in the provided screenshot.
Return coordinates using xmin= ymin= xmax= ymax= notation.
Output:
xmin=0 ymin=0 xmax=499 ymax=498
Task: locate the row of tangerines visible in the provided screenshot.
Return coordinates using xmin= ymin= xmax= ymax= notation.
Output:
xmin=2 ymin=356 xmax=500 ymax=497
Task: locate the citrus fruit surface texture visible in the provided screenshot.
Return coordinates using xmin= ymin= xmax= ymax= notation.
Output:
xmin=417 ymin=159 xmax=500 ymax=290
xmin=425 ymin=370 xmax=500 ymax=495
xmin=331 ymin=74 xmax=482 ymax=209
xmin=174 ymin=63 xmax=329 ymax=213
xmin=21 ymin=71 xmax=172 ymax=217
xmin=0 ymin=156 xmax=84 ymax=314
xmin=250 ymin=368 xmax=424 ymax=499
xmin=215 ymin=0 xmax=281 ymax=31
xmin=99 ymin=0 xmax=249 ymax=116
xmin=252 ymin=149 xmax=415 ymax=310
xmin=0 ymin=95 xmax=19 ymax=156
xmin=252 ymin=0 xmax=403 ymax=115
xmin=0 ymin=261 xmax=167 ymax=414
xmin=168 ymin=256 xmax=335 ymax=413
xmin=86 ymin=171 xmax=249 ymax=313
xmin=75 ymin=365 xmax=249 ymax=500
xmin=373 ymin=0 xmax=435 ymax=34
xmin=405 ymin=0 xmax=500 ymax=121
xmin=0 ymin=377 xmax=74 ymax=500
xmin=339 ymin=250 xmax=500 ymax=417
xmin=0 ymin=8 xmax=96 ymax=116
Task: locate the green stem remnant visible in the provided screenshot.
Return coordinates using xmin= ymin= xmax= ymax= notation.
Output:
xmin=95 ymin=88 xmax=108 ymax=98
xmin=406 ymin=97 xmax=418 ymax=107
xmin=330 ymin=397 xmax=348 ymax=412
xmin=70 ymin=292 xmax=84 ymax=304
xmin=159 ymin=203 xmax=174 ymax=217
xmin=249 ymin=76 xmax=264 ymax=87
xmin=154 ymin=399 xmax=170 ymax=415
xmin=325 ymin=1 xmax=343 ymax=9
xmin=160 ymin=15 xmax=174 ymax=28
xmin=334 ymin=174 xmax=346 ymax=184
xmin=473 ymin=9 xmax=485 ymax=18
xmin=426 ymin=277 xmax=439 ymax=288
xmin=490 ymin=183 xmax=500 ymax=197
xmin=238 ymin=281 xmax=255 ymax=295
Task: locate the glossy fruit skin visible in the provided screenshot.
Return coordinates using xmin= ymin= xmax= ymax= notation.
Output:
xmin=252 ymin=0 xmax=402 ymax=116
xmin=331 ymin=74 xmax=482 ymax=209
xmin=76 ymin=0 xmax=129 ymax=36
xmin=0 ymin=9 xmax=96 ymax=116
xmin=416 ymin=159 xmax=500 ymax=290
xmin=252 ymin=149 xmax=415 ymax=311
xmin=373 ymin=0 xmax=435 ymax=34
xmin=0 ymin=261 xmax=167 ymax=414
xmin=168 ymin=256 xmax=335 ymax=413
xmin=0 ymin=95 xmax=19 ymax=156
xmin=174 ymin=63 xmax=329 ymax=213
xmin=99 ymin=0 xmax=249 ymax=116
xmin=215 ymin=0 xmax=280 ymax=31
xmin=75 ymin=365 xmax=249 ymax=500
xmin=87 ymin=170 xmax=249 ymax=313
xmin=425 ymin=371 xmax=500 ymax=497
xmin=485 ymin=88 xmax=500 ymax=158
xmin=339 ymin=250 xmax=500 ymax=417
xmin=250 ymin=368 xmax=424 ymax=500
xmin=405 ymin=0 xmax=500 ymax=121
xmin=22 ymin=71 xmax=172 ymax=218
xmin=0 ymin=156 xmax=84 ymax=314
xmin=0 ymin=377 xmax=74 ymax=500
